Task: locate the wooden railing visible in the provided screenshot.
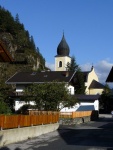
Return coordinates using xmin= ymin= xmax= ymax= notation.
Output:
xmin=0 ymin=113 xmax=59 ymax=130
xmin=28 ymin=110 xmax=58 ymax=115
xmin=60 ymin=111 xmax=93 ymax=119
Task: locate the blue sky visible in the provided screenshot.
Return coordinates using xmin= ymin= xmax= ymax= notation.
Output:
xmin=0 ymin=0 xmax=113 ymax=85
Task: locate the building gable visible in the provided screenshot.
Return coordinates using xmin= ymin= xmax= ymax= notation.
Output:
xmin=106 ymin=66 xmax=113 ymax=82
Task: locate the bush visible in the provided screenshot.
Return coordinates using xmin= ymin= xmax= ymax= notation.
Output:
xmin=16 ymin=104 xmax=35 ymax=114
xmin=0 ymin=100 xmax=11 ymax=114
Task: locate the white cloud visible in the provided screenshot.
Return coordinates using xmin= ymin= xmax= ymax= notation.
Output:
xmin=45 ymin=62 xmax=55 ymax=71
xmin=80 ymin=63 xmax=92 ymax=71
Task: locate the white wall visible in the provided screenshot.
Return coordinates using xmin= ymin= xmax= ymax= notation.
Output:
xmin=15 ymin=99 xmax=35 ymax=111
xmin=60 ymin=103 xmax=79 ymax=112
xmin=67 ymin=85 xmax=74 ymax=95
xmin=60 ymin=100 xmax=99 ymax=112
xmin=16 ymin=84 xmax=25 ymax=92
xmin=89 ymin=89 xmax=103 ymax=95
xmin=85 ymin=67 xmax=100 ymax=94
xmin=55 ymin=56 xmax=71 ymax=71
xmin=94 ymin=100 xmax=99 ymax=110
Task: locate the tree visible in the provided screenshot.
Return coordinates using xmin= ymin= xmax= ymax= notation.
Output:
xmin=75 ymin=68 xmax=86 ymax=94
xmin=0 ymin=6 xmax=46 ymax=89
xmin=0 ymin=91 xmax=11 ymax=114
xmin=99 ymin=84 xmax=113 ymax=113
xmin=66 ymin=55 xmax=85 ymax=94
xmin=15 ymin=13 xmax=20 ymax=23
xmin=23 ymin=82 xmax=77 ymax=111
xmin=29 ymin=35 xmax=36 ymax=50
xmin=66 ymin=55 xmax=79 ymax=71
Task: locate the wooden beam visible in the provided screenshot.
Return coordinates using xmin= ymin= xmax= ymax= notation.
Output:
xmin=0 ymin=41 xmax=14 ymax=62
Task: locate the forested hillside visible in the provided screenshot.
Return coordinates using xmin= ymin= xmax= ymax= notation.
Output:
xmin=0 ymin=6 xmax=48 ymax=89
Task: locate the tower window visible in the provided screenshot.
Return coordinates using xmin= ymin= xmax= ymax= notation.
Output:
xmin=59 ymin=61 xmax=62 ymax=67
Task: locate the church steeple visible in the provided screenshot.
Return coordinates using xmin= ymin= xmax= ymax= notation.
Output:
xmin=55 ymin=33 xmax=71 ymax=71
xmin=57 ymin=32 xmax=70 ymax=56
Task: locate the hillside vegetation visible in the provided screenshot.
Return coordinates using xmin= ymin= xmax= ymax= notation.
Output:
xmin=0 ymin=6 xmax=48 ymax=89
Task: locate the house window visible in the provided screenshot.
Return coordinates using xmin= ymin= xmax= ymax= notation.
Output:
xmin=59 ymin=61 xmax=62 ymax=67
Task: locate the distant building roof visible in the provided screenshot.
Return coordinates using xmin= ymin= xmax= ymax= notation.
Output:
xmin=6 ymin=71 xmax=75 ymax=84
xmin=89 ymin=80 xmax=105 ymax=89
xmin=75 ymin=94 xmax=100 ymax=102
xmin=106 ymin=66 xmax=113 ymax=82
xmin=76 ymin=105 xmax=95 ymax=111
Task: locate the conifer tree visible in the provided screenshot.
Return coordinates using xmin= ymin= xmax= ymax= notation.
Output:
xmin=66 ymin=55 xmax=85 ymax=94
xmin=15 ymin=13 xmax=20 ymax=23
xmin=66 ymin=55 xmax=79 ymax=71
xmin=30 ymin=35 xmax=36 ymax=50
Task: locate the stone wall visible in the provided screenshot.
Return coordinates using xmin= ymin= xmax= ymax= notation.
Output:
xmin=59 ymin=112 xmax=99 ymax=125
xmin=59 ymin=116 xmax=91 ymax=125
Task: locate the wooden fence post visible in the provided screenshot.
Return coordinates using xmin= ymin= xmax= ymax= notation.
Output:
xmin=72 ymin=112 xmax=74 ymax=118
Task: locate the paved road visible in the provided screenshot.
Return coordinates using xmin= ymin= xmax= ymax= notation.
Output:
xmin=1 ymin=114 xmax=113 ymax=150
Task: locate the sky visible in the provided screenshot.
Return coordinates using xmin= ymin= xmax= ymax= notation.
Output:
xmin=0 ymin=0 xmax=113 ymax=86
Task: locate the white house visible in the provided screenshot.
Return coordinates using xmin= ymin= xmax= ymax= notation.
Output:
xmin=6 ymin=71 xmax=76 ymax=111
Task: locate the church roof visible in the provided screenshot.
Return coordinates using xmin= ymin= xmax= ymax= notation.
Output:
xmin=75 ymin=94 xmax=100 ymax=101
xmin=6 ymin=71 xmax=75 ymax=84
xmin=106 ymin=66 xmax=113 ymax=82
xmin=89 ymin=80 xmax=105 ymax=89
xmin=56 ymin=33 xmax=70 ymax=56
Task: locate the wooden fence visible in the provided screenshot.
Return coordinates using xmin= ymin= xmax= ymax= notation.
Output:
xmin=60 ymin=111 xmax=93 ymax=118
xmin=0 ymin=111 xmax=98 ymax=130
xmin=28 ymin=110 xmax=97 ymax=119
xmin=0 ymin=112 xmax=59 ymax=130
xmin=28 ymin=110 xmax=58 ymax=115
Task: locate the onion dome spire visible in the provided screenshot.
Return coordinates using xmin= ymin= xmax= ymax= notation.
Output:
xmin=57 ymin=32 xmax=70 ymax=56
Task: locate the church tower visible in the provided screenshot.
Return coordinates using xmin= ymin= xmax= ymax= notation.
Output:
xmin=55 ymin=33 xmax=71 ymax=71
